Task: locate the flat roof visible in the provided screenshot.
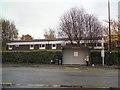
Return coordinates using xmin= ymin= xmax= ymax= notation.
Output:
xmin=8 ymin=37 xmax=102 ymax=43
xmin=8 ymin=38 xmax=68 ymax=43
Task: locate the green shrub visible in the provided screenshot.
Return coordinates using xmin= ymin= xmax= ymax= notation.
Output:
xmin=90 ymin=50 xmax=120 ymax=65
xmin=2 ymin=50 xmax=120 ymax=65
xmin=2 ymin=50 xmax=62 ymax=64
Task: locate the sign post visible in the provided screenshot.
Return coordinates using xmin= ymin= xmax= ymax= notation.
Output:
xmin=101 ymin=49 xmax=105 ymax=66
xmin=101 ymin=38 xmax=105 ymax=66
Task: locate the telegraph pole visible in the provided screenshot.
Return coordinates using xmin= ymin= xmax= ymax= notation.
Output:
xmin=108 ymin=0 xmax=112 ymax=65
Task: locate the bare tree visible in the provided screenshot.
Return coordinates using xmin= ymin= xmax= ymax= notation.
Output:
xmin=58 ymin=7 xmax=103 ymax=46
xmin=84 ymin=14 xmax=103 ymax=43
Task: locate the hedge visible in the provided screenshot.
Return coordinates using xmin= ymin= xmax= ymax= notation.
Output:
xmin=2 ymin=50 xmax=62 ymax=64
xmin=2 ymin=50 xmax=120 ymax=65
xmin=90 ymin=50 xmax=120 ymax=65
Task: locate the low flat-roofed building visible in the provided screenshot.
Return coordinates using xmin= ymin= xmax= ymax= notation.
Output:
xmin=6 ymin=38 xmax=103 ymax=65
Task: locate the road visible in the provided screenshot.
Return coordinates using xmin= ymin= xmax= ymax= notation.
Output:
xmin=1 ymin=65 xmax=119 ymax=88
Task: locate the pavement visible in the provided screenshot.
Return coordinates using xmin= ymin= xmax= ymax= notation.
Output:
xmin=2 ymin=64 xmax=119 ymax=69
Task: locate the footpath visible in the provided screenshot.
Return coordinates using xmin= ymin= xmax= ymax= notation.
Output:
xmin=2 ymin=64 xmax=119 ymax=69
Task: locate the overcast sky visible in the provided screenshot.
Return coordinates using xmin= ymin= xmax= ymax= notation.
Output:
xmin=0 ymin=0 xmax=119 ymax=39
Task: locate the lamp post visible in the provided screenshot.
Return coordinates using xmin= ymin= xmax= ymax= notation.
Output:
xmin=108 ymin=0 xmax=112 ymax=65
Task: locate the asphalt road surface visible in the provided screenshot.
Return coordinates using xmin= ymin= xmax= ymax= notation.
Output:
xmin=1 ymin=65 xmax=119 ymax=88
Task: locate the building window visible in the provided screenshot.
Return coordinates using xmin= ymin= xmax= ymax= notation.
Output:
xmin=96 ymin=43 xmax=101 ymax=46
xmin=8 ymin=45 xmax=12 ymax=50
xmin=39 ymin=44 xmax=45 ymax=49
xmin=52 ymin=44 xmax=56 ymax=49
xmin=42 ymin=44 xmax=45 ymax=47
xmin=30 ymin=45 xmax=34 ymax=50
xmin=15 ymin=44 xmax=19 ymax=47
xmin=53 ymin=44 xmax=56 ymax=47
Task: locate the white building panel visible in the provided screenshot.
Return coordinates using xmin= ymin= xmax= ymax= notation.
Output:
xmin=7 ymin=41 xmax=64 ymax=45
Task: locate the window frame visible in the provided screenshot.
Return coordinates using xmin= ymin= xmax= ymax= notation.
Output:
xmin=8 ymin=45 xmax=12 ymax=50
xmin=52 ymin=44 xmax=56 ymax=49
xmin=30 ymin=44 xmax=34 ymax=50
xmin=39 ymin=44 xmax=45 ymax=49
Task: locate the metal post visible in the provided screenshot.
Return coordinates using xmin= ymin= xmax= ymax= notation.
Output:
xmin=101 ymin=38 xmax=105 ymax=66
xmin=102 ymin=54 xmax=104 ymax=66
xmin=108 ymin=0 xmax=112 ymax=65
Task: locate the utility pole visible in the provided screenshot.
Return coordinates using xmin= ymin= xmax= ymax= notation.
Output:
xmin=108 ymin=0 xmax=112 ymax=65
xmin=118 ymin=1 xmax=120 ymax=41
xmin=118 ymin=2 xmax=120 ymax=53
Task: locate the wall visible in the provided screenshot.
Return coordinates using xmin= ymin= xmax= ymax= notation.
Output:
xmin=7 ymin=44 xmax=62 ymax=50
xmin=62 ymin=47 xmax=89 ymax=64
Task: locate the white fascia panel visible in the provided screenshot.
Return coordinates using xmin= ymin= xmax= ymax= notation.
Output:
xmin=48 ymin=41 xmax=63 ymax=44
xmin=7 ymin=41 xmax=64 ymax=45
